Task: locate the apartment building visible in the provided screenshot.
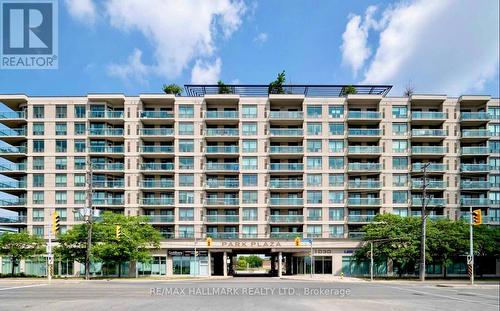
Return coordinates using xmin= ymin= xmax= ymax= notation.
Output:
xmin=0 ymin=85 xmax=499 ymax=277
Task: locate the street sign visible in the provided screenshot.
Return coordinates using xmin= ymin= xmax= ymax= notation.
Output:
xmin=467 ymin=255 xmax=472 ymax=264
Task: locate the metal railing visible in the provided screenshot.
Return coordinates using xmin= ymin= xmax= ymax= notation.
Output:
xmin=0 ymin=163 xmax=27 ymax=171
xmin=0 ymin=111 xmax=26 ymax=119
xmin=460 ymin=112 xmax=490 ymax=120
xmin=411 ymin=198 xmax=445 ymax=206
xmin=412 ymin=163 xmax=446 ymax=171
xmin=347 ymin=198 xmax=381 ymax=205
xmin=268 ymin=215 xmax=304 ymax=223
xmin=140 ymin=111 xmax=174 ymax=119
xmin=460 ymin=198 xmax=490 ymax=206
xmin=411 ymin=180 xmax=445 ymax=189
xmin=0 ymin=128 xmax=26 ymax=136
xmin=204 ymin=197 xmax=239 ymax=206
xmin=205 ymin=163 xmax=239 ymax=171
xmin=0 ymin=146 xmax=27 ymax=154
xmin=411 ymin=129 xmax=446 ymax=137
xmin=348 ymin=129 xmax=381 ymax=136
xmin=269 ymin=146 xmax=303 ymax=153
xmin=460 ymin=181 xmax=490 ymax=189
xmin=411 ymin=146 xmax=446 ymax=154
xmin=205 ymin=128 xmax=239 ymax=136
xmin=269 ymin=128 xmax=304 ymax=136
xmin=88 ymin=128 xmax=124 ymax=136
xmin=0 ymin=198 xmax=27 ymax=206
xmin=205 ymin=111 xmax=239 ymax=119
xmin=269 ymin=180 xmax=304 ymax=189
xmin=348 ymin=181 xmax=381 ymax=189
xmin=92 ymin=163 xmax=124 ymax=171
xmin=347 ymin=215 xmax=377 ymax=223
xmin=461 ymin=129 xmax=490 ymax=137
xmin=89 ymin=146 xmax=124 ymax=153
xmin=348 ymin=146 xmax=381 ymax=154
xmin=141 ymin=198 xmax=175 ymax=206
xmin=140 ymin=146 xmax=174 ymax=153
xmin=206 ymin=232 xmax=239 ymax=239
xmin=0 ymin=216 xmax=27 ymax=223
xmin=92 ymin=198 xmax=124 ymax=205
xmin=348 ymin=163 xmax=381 ymax=171
xmin=92 ymin=180 xmax=125 ymax=188
xmin=140 ymin=128 xmax=175 ymax=136
xmin=269 ymin=198 xmax=304 ymax=206
xmin=205 ymin=215 xmax=240 ymax=223
xmin=141 ymin=180 xmax=175 ymax=188
xmin=88 ymin=111 xmax=124 ymax=119
xmin=269 ymin=163 xmax=304 ymax=171
xmin=205 ymin=146 xmax=239 ymax=153
xmin=206 ymin=179 xmax=239 ymax=188
xmin=411 ymin=112 xmax=447 ymax=119
xmin=269 ymin=111 xmax=304 ymax=119
xmin=270 ymin=232 xmax=303 ymax=239
xmin=145 ymin=215 xmax=175 ymax=223
xmin=0 ymin=180 xmax=26 ymax=189
xmin=141 ymin=163 xmax=174 ymax=171
xmin=347 ymin=111 xmax=381 ymax=119
xmin=461 ymin=147 xmax=489 ymax=155
xmin=461 ymin=164 xmax=489 ymax=172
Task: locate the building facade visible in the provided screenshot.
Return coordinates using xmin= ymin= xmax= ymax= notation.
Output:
xmin=0 ymin=85 xmax=499 ymax=277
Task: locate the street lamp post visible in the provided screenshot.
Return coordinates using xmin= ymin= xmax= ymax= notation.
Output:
xmin=419 ymin=163 xmax=430 ymax=282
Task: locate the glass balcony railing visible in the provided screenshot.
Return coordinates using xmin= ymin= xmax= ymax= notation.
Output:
xmin=269 ymin=111 xmax=303 ymax=119
xmin=205 ymin=197 xmax=239 ymax=206
xmin=461 ymin=164 xmax=489 ymax=172
xmin=411 ymin=146 xmax=445 ymax=154
xmin=141 ymin=163 xmax=174 ymax=171
xmin=411 ymin=198 xmax=445 ymax=206
xmin=205 ymin=215 xmax=239 ymax=223
xmin=460 ymin=112 xmax=490 ymax=120
xmin=0 ymin=180 xmax=26 ymax=189
xmin=140 ymin=111 xmax=174 ymax=119
xmin=0 ymin=146 xmax=27 ymax=154
xmin=92 ymin=180 xmax=125 ymax=188
xmin=92 ymin=198 xmax=124 ymax=205
xmin=348 ymin=232 xmax=366 ymax=239
xmin=461 ymin=147 xmax=489 ymax=155
xmin=269 ymin=198 xmax=304 ymax=206
xmin=144 ymin=215 xmax=175 ymax=223
xmin=269 ymin=128 xmax=304 ymax=136
xmin=348 ymin=163 xmax=381 ymax=171
xmin=348 ymin=146 xmax=381 ymax=154
xmin=205 ymin=128 xmax=239 ymax=136
xmin=268 ymin=215 xmax=304 ymax=223
xmin=347 ymin=215 xmax=376 ymax=223
xmin=348 ymin=111 xmax=381 ymax=119
xmin=0 ymin=128 xmax=26 ymax=137
xmin=205 ymin=111 xmax=239 ymax=119
xmin=89 ymin=146 xmax=124 ymax=153
xmin=205 ymin=146 xmax=239 ymax=153
xmin=411 ymin=180 xmax=445 ymax=189
xmin=141 ymin=198 xmax=174 ymax=206
xmin=348 ymin=129 xmax=381 ymax=136
xmin=460 ymin=198 xmax=490 ymax=206
xmin=0 ymin=111 xmax=26 ymax=119
xmin=411 ymin=112 xmax=447 ymax=120
xmin=461 ymin=129 xmax=490 ymax=137
xmin=206 ymin=232 xmax=239 ymax=239
xmin=88 ymin=128 xmax=124 ymax=136
xmin=141 ymin=146 xmax=174 ymax=153
xmin=140 ymin=128 xmax=174 ymax=136
xmin=460 ymin=181 xmax=489 ymax=189
xmin=411 ymin=129 xmax=446 ymax=137
xmin=205 ymin=163 xmax=239 ymax=171
xmin=269 ymin=163 xmax=304 ymax=171
xmin=92 ymin=163 xmax=124 ymax=171
xmin=348 ymin=181 xmax=381 ymax=189
xmin=141 ymin=180 xmax=175 ymax=188
xmin=0 ymin=216 xmax=27 ymax=223
xmin=269 ymin=146 xmax=304 ymax=153
xmin=206 ymin=180 xmax=239 ymax=188
xmin=0 ymin=163 xmax=27 ymax=171
xmin=412 ymin=163 xmax=446 ymax=171
xmin=269 ymin=180 xmax=304 ymax=189
xmin=347 ymin=198 xmax=381 ymax=206
xmin=270 ymin=232 xmax=303 ymax=239
xmin=88 ymin=111 xmax=124 ymax=119
xmin=0 ymin=198 xmax=26 ymax=206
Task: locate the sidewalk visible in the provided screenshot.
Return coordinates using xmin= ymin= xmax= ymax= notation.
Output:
xmin=280 ymin=275 xmax=366 ymax=282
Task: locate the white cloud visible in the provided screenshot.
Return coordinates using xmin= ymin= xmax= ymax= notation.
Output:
xmin=64 ymin=0 xmax=97 ymax=24
xmin=191 ymin=58 xmax=222 ymax=84
xmin=107 ymin=49 xmax=150 ymax=84
xmin=253 ymin=32 xmax=268 ymax=45
xmin=354 ymin=0 xmax=499 ymax=95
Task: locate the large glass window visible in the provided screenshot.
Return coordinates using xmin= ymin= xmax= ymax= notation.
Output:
xmin=242 ymin=140 xmax=257 ymax=152
xmin=178 ymin=105 xmax=194 ymax=118
xmin=33 ymin=106 xmax=44 ymax=118
xmin=55 ymin=191 xmax=67 ymax=204
xmin=328 ymin=106 xmax=344 ymax=118
xmin=307 ymin=123 xmax=322 ymax=135
xmin=173 ymin=256 xmax=191 ymax=275
xmin=56 ymin=140 xmax=67 ymax=152
xmin=55 ymin=122 xmax=67 ymax=135
xmin=179 ymin=191 xmax=194 ymax=204
xmin=243 ymin=208 xmax=257 ymax=221
xmin=33 ymin=174 xmax=44 ymax=187
xmin=242 ymin=174 xmax=258 ymax=186
xmin=33 ymin=157 xmax=44 ymax=170
xmin=307 ymin=106 xmax=322 ymax=118
xmin=56 ymin=208 xmax=67 ymax=221
xmin=242 ymin=157 xmax=257 ymax=170
xmin=393 ymin=140 xmax=408 ymax=153
xmin=179 ymin=174 xmax=194 ymax=187
xmin=32 ymin=123 xmax=44 ymax=135
xmin=179 ymin=140 xmax=194 ymax=152
xmin=329 ymin=157 xmax=344 ymax=169
xmin=242 ymin=191 xmax=258 ymax=204
xmin=393 ymin=157 xmax=408 ymax=169
xmin=242 ymin=225 xmax=257 ymax=238
xmin=74 ymin=157 xmax=85 ymax=170
xmin=242 ymin=105 xmax=257 ymax=118
xmin=307 ymin=157 xmax=322 ymax=169
xmin=329 ymin=174 xmax=344 ymax=186
xmin=393 ymin=174 xmax=408 ymax=187
xmin=179 ymin=208 xmax=194 ymax=221
xmin=329 ymin=208 xmax=344 ymax=221
xmin=307 ymin=174 xmax=322 ymax=186
xmin=329 ymin=191 xmax=344 ymax=204
xmin=307 ymin=140 xmax=322 ymax=152
xmin=74 ymin=123 xmax=86 ymax=135
xmin=74 ymin=191 xmax=86 ymax=204
xmin=33 ymin=191 xmax=44 ymax=204
xmin=56 ymin=105 xmax=67 ymax=118
xmin=392 ymin=106 xmax=408 ymax=118
xmin=178 ymin=226 xmax=194 ymax=238
xmin=328 ymin=140 xmax=344 ymax=152
xmin=74 ymin=140 xmax=86 ymax=152
xmin=178 ymin=122 xmax=194 ymax=135
xmin=33 ymin=140 xmax=44 ymax=152
xmin=329 ymin=225 xmax=344 ymax=238
xmin=242 ymin=122 xmax=257 ymax=136
xmin=393 ymin=191 xmax=408 ymax=204
xmin=74 ymin=105 xmax=86 ymax=118
xmin=393 ymin=123 xmax=407 ymax=135
xmin=179 ymin=157 xmax=194 ymax=169
xmin=74 ymin=174 xmax=85 ymax=187
xmin=307 ymin=225 xmax=322 ymax=238
xmin=307 ymin=191 xmax=322 ymax=204
xmin=55 ymin=174 xmax=67 ymax=187
xmin=56 ymin=157 xmax=67 ymax=170
xmin=329 ymin=123 xmax=344 ymax=135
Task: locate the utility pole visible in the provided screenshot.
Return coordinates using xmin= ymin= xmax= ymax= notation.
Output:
xmin=370 ymin=241 xmax=373 ymax=282
xmin=47 ymin=214 xmax=53 ymax=284
xmin=419 ymin=162 xmax=430 ymax=281
xmin=469 ymin=206 xmax=474 ymax=285
xmin=84 ymin=161 xmax=94 ymax=280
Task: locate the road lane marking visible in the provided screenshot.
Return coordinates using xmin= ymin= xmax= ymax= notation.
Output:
xmin=0 ymin=284 xmax=48 ymax=291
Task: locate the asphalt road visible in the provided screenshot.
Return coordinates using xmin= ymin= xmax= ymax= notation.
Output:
xmin=0 ymin=278 xmax=498 ymax=311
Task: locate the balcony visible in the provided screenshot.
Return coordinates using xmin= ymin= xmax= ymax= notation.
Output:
xmin=0 ymin=111 xmax=26 ymax=119
xmin=205 ymin=146 xmax=239 ymax=154
xmin=0 ymin=128 xmax=26 ymax=137
xmin=461 ymin=164 xmax=489 ymax=172
xmin=205 ymin=197 xmax=239 ymax=206
xmin=89 ymin=146 xmax=124 ymax=153
xmin=348 ymin=163 xmax=381 ymax=171
xmin=205 ymin=128 xmax=239 ymax=136
xmin=205 ymin=163 xmax=239 ymax=171
xmin=268 ymin=215 xmax=304 ymax=223
xmin=269 ymin=146 xmax=304 ymax=154
xmin=0 ymin=146 xmax=26 ymax=155
xmin=141 ymin=146 xmax=174 ymax=153
xmin=347 ymin=215 xmax=376 ymax=223
xmin=460 ymin=181 xmax=489 ymax=189
xmin=205 ymin=111 xmax=239 ymax=119
xmin=92 ymin=180 xmax=125 ymax=188
xmin=347 ymin=111 xmax=381 ymax=120
xmin=206 ymin=179 xmax=239 ymax=189
xmin=0 ymin=216 xmax=27 ymax=224
xmin=348 ymin=231 xmax=366 ymax=239
xmin=411 ymin=129 xmax=447 ymax=137
xmin=348 ymin=180 xmax=381 ymax=189
xmin=88 ymin=111 xmax=124 ymax=119
xmin=460 ymin=112 xmax=490 ymax=121
xmin=411 ymin=180 xmax=445 ymax=189
xmin=205 ymin=215 xmax=239 ymax=223
xmin=141 ymin=163 xmax=174 ymax=171
xmin=0 ymin=162 xmax=26 ymax=172
xmin=461 ymin=129 xmax=490 ymax=138
xmin=92 ymin=198 xmax=124 ymax=206
xmin=269 ymin=163 xmax=304 ymax=171
xmin=141 ymin=180 xmax=175 ymax=188
xmin=140 ymin=111 xmax=174 ymax=119
xmin=0 ymin=198 xmax=26 ymax=207
xmin=411 ymin=146 xmax=446 ymax=154
xmin=92 ymin=162 xmax=124 ymax=171
xmin=141 ymin=198 xmax=175 ymax=206
xmin=0 ymin=180 xmax=26 ymax=189
xmin=460 ymin=198 xmax=490 ymax=206
xmin=348 ymin=129 xmax=381 ymax=136
xmin=145 ymin=215 xmax=175 ymax=223
xmin=269 ymin=180 xmax=304 ymax=189
xmin=461 ymin=147 xmax=489 ymax=155
xmin=348 ymin=146 xmax=381 ymax=154
xmin=206 ymin=232 xmax=239 ymax=239
xmin=269 ymin=129 xmax=304 ymax=137
xmin=270 ymin=232 xmax=303 ymax=239
xmin=269 ymin=111 xmax=303 ymax=120
xmin=269 ymin=198 xmax=304 ymax=206
xmin=347 ymin=198 xmax=381 ymax=206
xmin=139 ymin=128 xmax=174 ymax=136
xmin=411 ymin=112 xmax=447 ymax=120
xmin=88 ymin=128 xmax=124 ymax=137
xmin=412 ymin=163 xmax=446 ymax=172
xmin=411 ymin=198 xmax=446 ymax=206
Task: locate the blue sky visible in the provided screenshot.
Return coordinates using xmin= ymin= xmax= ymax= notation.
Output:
xmin=0 ymin=0 xmax=498 ymax=97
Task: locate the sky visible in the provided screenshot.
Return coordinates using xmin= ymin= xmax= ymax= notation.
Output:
xmin=0 ymin=0 xmax=498 ymax=97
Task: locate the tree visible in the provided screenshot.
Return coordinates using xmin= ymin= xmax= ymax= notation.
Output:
xmin=404 ymin=81 xmax=415 ymax=97
xmin=245 ymin=255 xmax=263 ymax=268
xmin=92 ymin=212 xmax=161 ymax=277
xmin=162 ymin=84 xmax=183 ymax=96
xmin=342 ymin=85 xmax=357 ymax=96
xmin=217 ymin=80 xmax=232 ymax=94
xmin=0 ymin=232 xmax=44 ymax=276
xmin=473 ymin=224 xmax=500 ymax=257
xmin=55 ymin=223 xmax=97 ymax=265
xmin=268 ymin=71 xmax=286 ymax=94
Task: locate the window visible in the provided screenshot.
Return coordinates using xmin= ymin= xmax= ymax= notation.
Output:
xmin=393 ymin=123 xmax=407 ymax=135
xmin=242 ymin=174 xmax=258 ymax=186
xmin=178 ymin=122 xmax=194 ymax=135
xmin=56 ymin=140 xmax=67 ymax=152
xmin=307 ymin=123 xmax=322 ymax=135
xmin=490 ymin=158 xmax=500 ymax=171
xmin=307 ymin=157 xmax=322 ymax=169
xmin=242 ymin=122 xmax=257 ymax=136
xmin=393 ymin=140 xmax=408 ymax=153
xmin=307 ymin=191 xmax=322 ymax=204
xmin=393 ymin=157 xmax=408 ymax=169
xmin=328 ymin=106 xmax=344 ymax=118
xmin=74 ymin=174 xmax=86 ymax=187
xmin=33 ymin=191 xmax=44 ymax=204
xmin=329 ymin=208 xmax=344 ymax=221
xmin=489 ymin=124 xmax=500 ymax=137
xmin=392 ymin=106 xmax=408 ymax=118
xmin=329 ymin=225 xmax=344 ymax=238
xmin=32 ymin=123 xmax=44 ymax=135
xmin=242 ymin=140 xmax=257 ymax=152
xmin=329 ymin=123 xmax=344 ymax=135
xmin=488 ymin=107 xmax=500 ymax=119
xmin=393 ymin=174 xmax=408 ymax=187
xmin=55 ymin=174 xmax=67 ymax=187
xmin=74 ymin=123 xmax=86 ymax=135
xmin=490 ymin=140 xmax=500 ymax=153
xmin=179 ymin=140 xmax=194 ymax=152
xmin=33 ymin=157 xmax=44 ymax=170
xmin=56 ymin=105 xmax=67 ymax=118
xmin=74 ymin=105 xmax=86 ymax=118
xmin=307 ymin=174 xmax=322 ymax=186
xmin=178 ymin=225 xmax=194 ymax=238
xmin=393 ymin=191 xmax=408 ymax=204
xmin=74 ymin=140 xmax=86 ymax=152
xmin=308 ymin=208 xmax=322 ymax=221
xmin=33 ymin=174 xmax=44 ymax=187
xmin=243 ymin=208 xmax=257 ymax=221
xmin=33 ymin=105 xmax=44 ymax=118
xmin=179 ymin=191 xmax=194 ymax=204
xmin=179 ymin=174 xmax=194 ymax=187
xmin=329 ymin=191 xmax=344 ymax=203
xmin=242 ymin=105 xmax=257 ymax=118
xmin=56 ymin=157 xmax=67 ymax=170
xmin=56 ymin=208 xmax=67 ymax=221
xmin=56 ymin=122 xmax=67 ymax=135
xmin=307 ymin=106 xmax=322 ymax=118
xmin=307 ymin=140 xmax=322 ymax=153
xmin=32 ymin=226 xmax=44 ymax=237
xmin=242 ymin=225 xmax=257 ymax=238
xmin=242 ymin=191 xmax=258 ymax=204
xmin=242 ymin=157 xmax=257 ymax=170
xmin=33 ymin=140 xmax=44 ymax=152
xmin=490 ymin=192 xmax=500 ymax=205
xmin=328 ymin=140 xmax=344 ymax=153
xmin=56 ymin=191 xmax=67 ymax=204
xmin=179 ymin=157 xmax=194 ymax=170
xmin=307 ymin=225 xmax=322 ymax=238
xmin=329 ymin=174 xmax=344 ymax=186
xmin=178 ymin=105 xmax=194 ymax=118
xmin=74 ymin=191 xmax=86 ymax=204
xmin=329 ymin=157 xmax=344 ymax=169
xmin=179 ymin=208 xmax=194 ymax=221
xmin=74 ymin=157 xmax=85 ymax=170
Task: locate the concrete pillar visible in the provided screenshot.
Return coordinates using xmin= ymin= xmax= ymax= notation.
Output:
xmin=166 ymin=254 xmax=173 ymax=276
xmin=278 ymin=252 xmax=283 ymax=277
xmin=208 ymin=251 xmax=212 ymax=277
xmin=223 ymin=252 xmax=227 ymax=276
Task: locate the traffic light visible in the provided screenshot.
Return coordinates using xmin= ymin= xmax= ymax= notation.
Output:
xmin=51 ymin=212 xmax=60 ymax=235
xmin=294 ymin=236 xmax=301 ymax=247
xmin=472 ymin=209 xmax=482 ymax=225
xmin=115 ymin=225 xmax=122 ymax=240
xmin=206 ymin=237 xmax=212 ymax=247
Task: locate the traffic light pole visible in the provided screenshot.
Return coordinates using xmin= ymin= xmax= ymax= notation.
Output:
xmin=419 ymin=163 xmax=430 ymax=282
xmin=469 ymin=206 xmax=474 ymax=285
xmin=47 ymin=218 xmax=52 ymax=284
xmin=85 ymin=161 xmax=94 ymax=280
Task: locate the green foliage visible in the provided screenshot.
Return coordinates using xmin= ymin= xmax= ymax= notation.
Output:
xmin=473 ymin=225 xmax=500 ymax=257
xmin=217 ymin=80 xmax=232 ymax=94
xmin=268 ymin=70 xmax=286 ymax=94
xmin=342 ymin=85 xmax=357 ymax=95
xmin=162 ymin=84 xmax=183 ymax=95
xmin=0 ymin=232 xmax=44 ymax=275
xmin=55 ymin=223 xmax=94 ymax=263
xmin=237 ymin=255 xmax=263 ymax=269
